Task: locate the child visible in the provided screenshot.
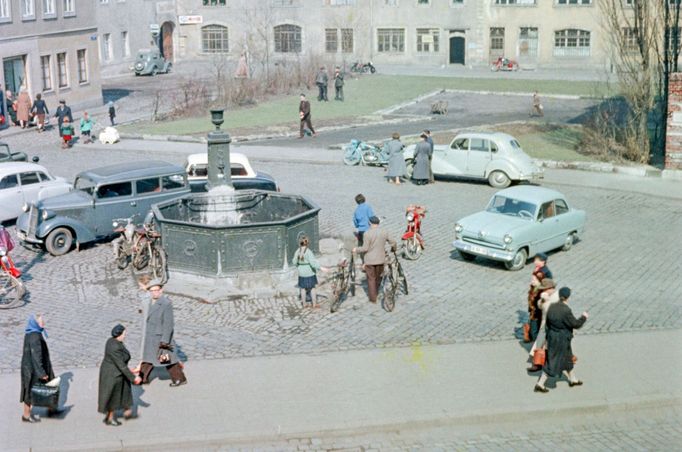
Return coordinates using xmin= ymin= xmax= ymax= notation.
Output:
xmin=292 ymin=236 xmax=326 ymax=308
xmin=60 ymin=117 xmax=74 ymax=149
xmin=80 ymin=111 xmax=95 ymax=144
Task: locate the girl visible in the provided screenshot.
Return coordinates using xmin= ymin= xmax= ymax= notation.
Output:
xmin=292 ymin=236 xmax=326 ymax=308
xmin=60 ymin=117 xmax=74 ymax=149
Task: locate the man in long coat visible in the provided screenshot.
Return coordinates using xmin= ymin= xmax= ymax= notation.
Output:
xmin=412 ymin=133 xmax=432 ymax=185
xmin=353 ymin=216 xmax=397 ymax=303
xmin=534 ymin=287 xmax=588 ymax=393
xmin=315 ymin=66 xmax=328 ymax=102
xmin=54 ymin=100 xmax=73 ymax=137
xmin=139 ymin=280 xmax=187 ymax=387
xmin=299 ymin=94 xmax=315 ymax=138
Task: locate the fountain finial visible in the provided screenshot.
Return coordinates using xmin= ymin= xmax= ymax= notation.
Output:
xmin=210 ymin=108 xmax=225 ymax=131
xmin=207 ymin=108 xmax=232 ymax=189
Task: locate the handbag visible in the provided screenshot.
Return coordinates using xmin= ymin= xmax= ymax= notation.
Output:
xmin=30 ymin=383 xmax=59 ymax=408
xmin=522 ymin=323 xmax=531 ymax=343
xmin=532 ymin=348 xmax=546 ymax=366
xmin=157 ymin=342 xmax=173 ymax=364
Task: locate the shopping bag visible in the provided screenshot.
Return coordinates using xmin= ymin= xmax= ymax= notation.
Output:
xmin=30 ymin=383 xmax=60 ymax=408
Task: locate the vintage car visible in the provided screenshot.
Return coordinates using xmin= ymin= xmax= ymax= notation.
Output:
xmin=132 ymin=48 xmax=172 ymax=76
xmin=0 ymin=142 xmax=28 ymax=163
xmin=0 ymin=162 xmax=71 ymax=224
xmin=452 ymin=186 xmax=586 ymax=271
xmin=404 ymin=132 xmax=543 ymax=188
xmin=16 ymin=160 xmax=189 ymax=256
xmin=185 ymin=152 xmax=279 ymax=192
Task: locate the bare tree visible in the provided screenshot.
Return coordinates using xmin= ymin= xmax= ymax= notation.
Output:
xmin=243 ymin=4 xmax=277 ymax=84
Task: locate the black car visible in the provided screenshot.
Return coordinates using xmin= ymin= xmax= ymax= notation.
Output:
xmin=0 ymin=142 xmax=28 ymax=163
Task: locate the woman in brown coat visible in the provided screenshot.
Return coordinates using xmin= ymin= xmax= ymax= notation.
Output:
xmin=16 ymin=90 xmax=32 ymax=128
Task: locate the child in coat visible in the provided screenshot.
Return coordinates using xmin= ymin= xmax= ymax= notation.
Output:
xmin=60 ymin=117 xmax=74 ymax=149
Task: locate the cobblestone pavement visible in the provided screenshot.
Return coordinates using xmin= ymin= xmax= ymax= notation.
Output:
xmin=0 ymin=130 xmax=680 ymax=374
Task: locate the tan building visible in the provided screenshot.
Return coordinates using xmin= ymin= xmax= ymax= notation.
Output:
xmin=0 ymin=0 xmax=102 ymax=110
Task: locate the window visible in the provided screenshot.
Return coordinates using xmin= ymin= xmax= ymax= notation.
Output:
xmin=42 ymin=0 xmax=55 ymax=16
xmin=102 ymin=33 xmax=112 ymax=61
xmin=272 ymin=0 xmax=299 ymax=5
xmin=341 ymin=28 xmax=353 ymax=53
xmin=416 ymin=28 xmax=439 ymax=53
xmin=20 ymin=172 xmax=41 ymax=185
xmin=57 ymin=52 xmax=68 ymax=87
xmin=40 ymin=55 xmax=52 ymax=91
xmin=324 ymin=0 xmax=356 ymax=5
xmin=162 ymin=174 xmax=186 ymax=190
xmin=97 ymin=182 xmax=132 ymax=198
xmin=469 ymin=138 xmax=488 ymax=152
xmin=554 ymin=29 xmax=591 ymax=56
xmin=451 ymin=138 xmax=468 ymax=150
xmin=555 ymin=199 xmax=569 ymax=215
xmin=377 ymin=28 xmax=405 ymax=52
xmin=274 ymin=24 xmax=302 ymax=53
xmin=100 ymin=0 xmax=109 ymax=3
xmin=622 ymin=27 xmax=638 ymax=52
xmin=451 ymin=0 xmax=463 ymax=4
xmin=202 ymin=0 xmax=226 ymax=5
xmin=417 ymin=0 xmax=430 ymax=4
xmin=0 ymin=174 xmax=18 ymax=190
xmin=385 ymin=0 xmax=398 ymax=5
xmin=0 ymin=0 xmax=11 ymax=20
xmin=557 ymin=0 xmax=590 ymax=4
xmin=495 ymin=0 xmax=536 ymax=4
xmin=63 ymin=0 xmax=74 ymax=14
xmin=77 ymin=49 xmax=87 ymax=83
xmin=136 ymin=177 xmax=161 ymax=195
xmin=21 ymin=0 xmax=34 ymax=18
xmin=325 ymin=29 xmax=338 ymax=52
xmin=37 ymin=172 xmax=51 ymax=181
xmin=519 ymin=27 xmax=539 ymax=58
xmin=201 ymin=25 xmax=229 ymax=53
xmin=490 ymin=27 xmax=504 ymax=60
xmin=121 ymin=31 xmax=130 ymax=57
xmin=538 ymin=201 xmax=555 ymax=221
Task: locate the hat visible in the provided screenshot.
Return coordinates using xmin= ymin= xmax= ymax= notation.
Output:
xmin=59 ymin=99 xmax=65 ymax=104
xmin=534 ymin=252 xmax=548 ymax=262
xmin=145 ymin=278 xmax=164 ymax=290
xmin=369 ymin=216 xmax=380 ymax=225
xmin=538 ymin=278 xmax=555 ymax=290
xmin=111 ymin=324 xmax=125 ymax=338
xmin=559 ymin=287 xmax=571 ymax=299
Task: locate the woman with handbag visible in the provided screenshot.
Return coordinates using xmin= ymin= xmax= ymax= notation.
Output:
xmin=20 ymin=314 xmax=58 ymax=423
xmin=98 ymin=324 xmax=142 ymax=426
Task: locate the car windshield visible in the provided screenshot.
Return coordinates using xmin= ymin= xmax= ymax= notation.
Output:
xmin=486 ymin=195 xmax=537 ymax=220
xmin=74 ymin=176 xmax=96 ymax=196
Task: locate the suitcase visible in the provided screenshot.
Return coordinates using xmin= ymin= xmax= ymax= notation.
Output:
xmin=30 ymin=383 xmax=60 ymax=408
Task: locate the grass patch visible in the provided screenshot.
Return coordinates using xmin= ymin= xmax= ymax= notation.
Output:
xmin=123 ymin=75 xmax=610 ymax=136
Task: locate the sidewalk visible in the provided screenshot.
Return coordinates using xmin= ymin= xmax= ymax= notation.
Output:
xmin=1 ymin=329 xmax=680 ymax=451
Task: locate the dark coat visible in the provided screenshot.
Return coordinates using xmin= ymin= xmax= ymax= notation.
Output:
xmin=299 ymin=100 xmax=311 ymax=120
xmin=412 ymin=140 xmax=432 ymax=180
xmin=98 ymin=337 xmax=136 ymax=413
xmin=20 ymin=332 xmax=54 ymax=404
xmin=543 ymin=302 xmax=586 ymax=377
xmin=32 ymin=99 xmax=49 ymax=115
xmin=334 ymin=73 xmax=344 ymax=88
xmin=141 ymin=295 xmax=179 ymax=365
xmin=54 ymin=106 xmax=73 ymax=136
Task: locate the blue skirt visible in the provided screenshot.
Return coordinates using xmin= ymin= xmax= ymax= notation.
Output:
xmin=298 ymin=275 xmax=318 ymax=290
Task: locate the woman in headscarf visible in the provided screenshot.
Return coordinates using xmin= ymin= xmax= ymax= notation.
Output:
xmin=20 ymin=314 xmax=55 ymax=422
xmin=385 ymin=132 xmax=406 ymax=185
xmin=98 ymin=324 xmax=141 ymax=426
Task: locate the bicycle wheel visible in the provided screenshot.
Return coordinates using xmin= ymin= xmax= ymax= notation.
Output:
xmin=115 ymin=242 xmax=130 ymax=270
xmin=0 ymin=273 xmax=24 ymax=309
xmin=403 ymin=237 xmax=422 ymax=260
xmin=150 ymin=245 xmax=168 ymax=282
xmin=382 ymin=272 xmax=396 ymax=312
xmin=343 ymin=145 xmax=362 ymax=166
xmin=348 ymin=255 xmax=356 ymax=297
xmin=397 ymin=261 xmax=409 ymax=295
xmin=330 ymin=273 xmax=343 ymax=313
xmin=133 ymin=242 xmax=150 ymax=270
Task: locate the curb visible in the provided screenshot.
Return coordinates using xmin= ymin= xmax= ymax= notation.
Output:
xmin=535 ymin=160 xmax=662 ymax=178
xmin=662 ymin=169 xmax=682 ymax=181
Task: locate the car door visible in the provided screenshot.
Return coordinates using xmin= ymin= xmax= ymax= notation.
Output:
xmin=439 ymin=137 xmax=469 ymax=176
xmin=536 ymin=200 xmax=562 ymax=251
xmin=134 ymin=176 xmax=162 ymax=220
xmin=466 ymin=138 xmax=492 ymax=177
xmin=0 ymin=173 xmax=22 ymax=221
xmin=19 ymin=171 xmax=43 ymax=205
xmin=94 ymin=181 xmax=134 ymax=236
xmin=552 ymin=198 xmax=572 ymax=248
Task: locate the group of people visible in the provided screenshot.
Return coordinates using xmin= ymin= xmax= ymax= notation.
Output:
xmin=524 ymin=253 xmax=589 ymax=393
xmin=20 ymin=278 xmax=187 ymax=426
xmin=315 ymin=65 xmax=345 ymax=102
xmin=386 ymin=130 xmax=435 ymax=185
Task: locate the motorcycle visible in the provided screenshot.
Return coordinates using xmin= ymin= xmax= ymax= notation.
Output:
xmin=491 ymin=57 xmax=519 ymax=72
xmin=401 ymin=205 xmax=426 ymax=260
xmin=343 ymin=139 xmax=390 ymax=166
xmin=0 ymin=227 xmax=25 ymax=308
xmin=113 ymin=217 xmax=167 ymax=282
xmin=112 ymin=216 xmax=137 ymax=270
xmin=350 ymin=61 xmax=376 ymax=74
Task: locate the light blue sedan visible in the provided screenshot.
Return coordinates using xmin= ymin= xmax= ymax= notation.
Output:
xmin=452 ymin=186 xmax=586 ymax=270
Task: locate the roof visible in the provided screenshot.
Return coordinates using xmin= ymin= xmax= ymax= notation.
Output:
xmin=185 ymin=152 xmax=255 ymax=174
xmin=457 ymin=131 xmax=517 ymax=141
xmin=0 ymin=162 xmax=49 ymax=175
xmin=494 ymin=186 xmax=565 ymax=204
xmin=76 ymin=160 xmax=184 ymax=183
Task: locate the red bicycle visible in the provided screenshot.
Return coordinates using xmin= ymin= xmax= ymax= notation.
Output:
xmin=402 ymin=205 xmax=426 ymax=260
xmin=0 ymin=228 xmax=25 ymax=308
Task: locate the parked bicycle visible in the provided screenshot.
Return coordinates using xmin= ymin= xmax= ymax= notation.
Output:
xmin=0 ymin=228 xmax=25 ymax=309
xmin=329 ymin=252 xmax=356 ymax=313
xmin=113 ymin=217 xmax=167 ymax=282
xmin=381 ymin=250 xmax=408 ymax=312
xmin=343 ymin=139 xmax=390 ymax=166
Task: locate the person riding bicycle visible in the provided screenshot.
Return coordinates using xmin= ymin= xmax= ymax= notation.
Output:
xmin=352 ymin=216 xmax=396 ymax=304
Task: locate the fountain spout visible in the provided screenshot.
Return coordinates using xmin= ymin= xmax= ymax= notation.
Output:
xmin=207 ymin=108 xmax=233 ymax=190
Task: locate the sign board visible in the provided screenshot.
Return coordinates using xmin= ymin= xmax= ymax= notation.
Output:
xmin=179 ymin=15 xmax=203 ymax=25
xmin=150 ymin=24 xmax=160 ymax=34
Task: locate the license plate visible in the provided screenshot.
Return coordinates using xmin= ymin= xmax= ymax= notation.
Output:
xmin=470 ymin=245 xmax=488 ymax=255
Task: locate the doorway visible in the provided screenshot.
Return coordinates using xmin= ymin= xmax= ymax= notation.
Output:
xmin=3 ymin=56 xmax=26 ymax=94
xmin=160 ymin=22 xmax=175 ymax=61
xmin=518 ymin=27 xmax=538 ymax=67
xmin=449 ymin=36 xmax=465 ymax=65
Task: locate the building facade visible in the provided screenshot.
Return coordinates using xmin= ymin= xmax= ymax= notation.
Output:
xmin=0 ymin=0 xmax=102 ymax=109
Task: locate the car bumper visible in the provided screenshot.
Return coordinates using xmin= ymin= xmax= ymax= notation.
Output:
xmin=452 ymin=239 xmax=515 ymax=262
xmin=519 ymin=171 xmax=544 ymax=181
xmin=16 ymin=229 xmax=43 ymax=245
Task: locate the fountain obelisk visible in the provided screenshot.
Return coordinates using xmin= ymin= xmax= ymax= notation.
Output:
xmin=207 ymin=108 xmax=233 ymax=190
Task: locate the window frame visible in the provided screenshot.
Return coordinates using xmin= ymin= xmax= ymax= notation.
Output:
xmin=325 ymin=28 xmax=338 ymax=53
xmin=0 ymin=0 xmax=12 ymax=22
xmin=341 ymin=28 xmax=354 ymax=53
xmin=201 ymin=24 xmax=229 ymax=54
xmin=202 ymin=0 xmax=227 ymax=5
xmin=553 ymin=28 xmax=591 ymax=57
xmin=0 ymin=174 xmax=19 ymax=190
xmin=77 ymin=49 xmax=88 ymax=84
xmin=377 ymin=28 xmax=405 ymax=53
xmin=274 ymin=24 xmax=302 ymax=53
xmin=96 ymin=182 xmax=133 ymax=199
xmin=554 ymin=199 xmax=569 ymax=215
xmin=42 ymin=0 xmax=56 ymax=18
xmin=102 ymin=33 xmax=112 ymax=61
xmin=121 ymin=31 xmax=130 ymax=58
xmin=416 ymin=28 xmax=440 ymax=53
xmin=21 ymin=0 xmax=35 ymax=20
xmin=19 ymin=172 xmax=41 ymax=186
xmin=63 ymin=0 xmax=75 ymax=16
xmin=56 ymin=51 xmax=69 ymax=88
xmin=40 ymin=54 xmax=53 ymax=91
xmin=135 ymin=177 xmax=161 ymax=196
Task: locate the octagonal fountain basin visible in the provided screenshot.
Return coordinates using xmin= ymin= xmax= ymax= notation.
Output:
xmin=152 ymin=189 xmax=320 ymax=277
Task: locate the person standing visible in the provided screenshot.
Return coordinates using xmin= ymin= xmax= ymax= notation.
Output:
xmin=535 ymin=287 xmax=588 ymax=393
xmin=54 ymin=100 xmax=73 ymax=137
xmin=412 ymin=133 xmax=432 ymax=186
xmin=5 ymin=90 xmax=18 ymax=126
xmin=60 ymin=117 xmax=74 ymax=149
xmin=20 ymin=314 xmax=58 ymax=423
xmin=79 ymin=111 xmax=95 ymax=144
xmin=315 ymin=66 xmax=328 ymax=102
xmin=353 ymin=217 xmax=396 ymax=304
xmin=527 ymin=278 xmax=558 ymax=372
xmin=108 ymin=101 xmax=116 ymax=126
xmin=532 ymin=91 xmax=544 ymax=117
xmin=139 ymin=279 xmax=187 ymax=387
xmin=385 ymin=132 xmax=406 ymax=185
xmin=98 ymin=324 xmax=142 ymax=426
xmin=16 ymin=90 xmax=32 ymax=129
xmin=424 ymin=130 xmax=435 ymax=184
xmin=353 ymin=194 xmax=374 ymax=247
xmin=31 ymin=93 xmax=49 ymax=132
xmin=292 ymin=235 xmax=327 ymax=308
xmin=334 ymin=66 xmax=344 ymax=101
xmin=298 ymin=94 xmax=316 ymax=138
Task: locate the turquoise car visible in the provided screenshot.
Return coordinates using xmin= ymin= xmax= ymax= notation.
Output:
xmin=452 ymin=186 xmax=586 ymax=271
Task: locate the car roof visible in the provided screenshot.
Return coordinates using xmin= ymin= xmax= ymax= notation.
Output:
xmin=0 ymin=162 xmax=49 ymax=175
xmin=185 ymin=152 xmax=254 ymax=171
xmin=494 ymin=186 xmax=565 ymax=204
xmin=76 ymin=160 xmax=184 ymax=183
xmin=457 ymin=132 xmax=517 ymax=141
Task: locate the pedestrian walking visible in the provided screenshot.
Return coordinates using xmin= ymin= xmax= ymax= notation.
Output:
xmin=385 ymin=132 xmax=406 ymax=185
xmin=424 ymin=130 xmax=435 ymax=184
xmin=298 ymin=94 xmax=316 ymax=138
xmin=293 ymin=235 xmax=327 ymax=308
xmin=139 ymin=279 xmax=187 ymax=387
xmin=20 ymin=314 xmax=61 ymax=423
xmin=334 ymin=66 xmax=344 ymax=101
xmin=79 ymin=111 xmax=95 ymax=144
xmin=108 ymin=101 xmax=116 ymax=126
xmin=526 ymin=267 xmax=552 ymax=343
xmin=533 ymin=252 xmax=553 ymax=279
xmin=534 ymin=287 xmax=588 ymax=393
xmin=531 ymin=91 xmax=544 ymax=117
xmin=60 ymin=117 xmax=74 ymax=149
xmin=353 ymin=194 xmax=374 ymax=247
xmin=315 ymin=66 xmax=329 ymax=102
xmin=411 ymin=133 xmax=432 ymax=186
xmin=353 ymin=217 xmax=397 ymax=304
xmin=31 ymin=93 xmax=49 ymax=132
xmin=98 ymin=324 xmax=142 ymax=426
xmin=527 ymin=278 xmax=558 ymax=372
xmin=5 ymin=90 xmax=18 ymax=126
xmin=16 ymin=90 xmax=32 ymax=129
xmin=54 ymin=100 xmax=73 ymax=137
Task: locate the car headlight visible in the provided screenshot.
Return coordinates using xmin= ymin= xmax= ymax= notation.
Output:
xmin=504 ymin=234 xmax=513 ymax=244
xmin=41 ymin=210 xmax=55 ymax=221
xmin=22 ymin=203 xmax=29 ymax=212
xmin=455 ymin=224 xmax=463 ymax=233
xmin=406 ymin=213 xmax=414 ymax=222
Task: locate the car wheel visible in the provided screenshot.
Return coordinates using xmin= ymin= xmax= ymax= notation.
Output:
xmin=488 ymin=170 xmax=511 ymax=188
xmin=459 ymin=251 xmax=477 ymax=262
xmin=504 ymin=248 xmax=527 ymax=271
xmin=45 ymin=227 xmax=73 ymax=256
xmin=404 ymin=159 xmax=415 ymax=179
xmin=165 ymin=63 xmax=172 ymax=73
xmin=562 ymin=232 xmax=577 ymax=251
xmin=151 ymin=67 xmax=158 ymax=76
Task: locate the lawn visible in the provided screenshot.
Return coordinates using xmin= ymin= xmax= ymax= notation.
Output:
xmin=123 ymin=75 xmax=610 ymax=136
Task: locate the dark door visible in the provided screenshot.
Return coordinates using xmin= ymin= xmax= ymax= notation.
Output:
xmin=449 ymin=36 xmax=465 ymax=65
xmin=160 ymin=22 xmax=174 ymax=61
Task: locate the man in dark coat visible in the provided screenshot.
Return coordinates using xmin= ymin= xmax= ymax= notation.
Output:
xmin=535 ymin=287 xmax=588 ymax=393
xmin=412 ymin=133 xmax=432 ymax=185
xmin=424 ymin=130 xmax=434 ymax=183
xmin=315 ymin=66 xmax=328 ymax=101
xmin=334 ymin=66 xmax=344 ymax=101
xmin=20 ymin=314 xmax=56 ymax=422
xmin=53 ymin=100 xmax=73 ymax=137
xmin=298 ymin=94 xmax=316 ymax=138
xmin=139 ymin=279 xmax=187 ymax=387
xmin=98 ymin=324 xmax=141 ymax=426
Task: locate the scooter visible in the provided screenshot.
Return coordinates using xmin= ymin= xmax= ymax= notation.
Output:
xmin=343 ymin=139 xmax=390 ymax=166
xmin=402 ymin=205 xmax=426 ymax=260
xmin=491 ymin=57 xmax=519 ymax=72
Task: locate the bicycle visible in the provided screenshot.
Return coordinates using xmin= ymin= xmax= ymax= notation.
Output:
xmin=329 ymin=253 xmax=356 ymax=313
xmin=381 ymin=250 xmax=409 ymax=312
xmin=0 ymin=246 xmax=25 ymax=309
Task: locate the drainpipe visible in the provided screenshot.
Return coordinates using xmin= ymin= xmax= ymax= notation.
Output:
xmin=369 ymin=0 xmax=374 ymax=61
